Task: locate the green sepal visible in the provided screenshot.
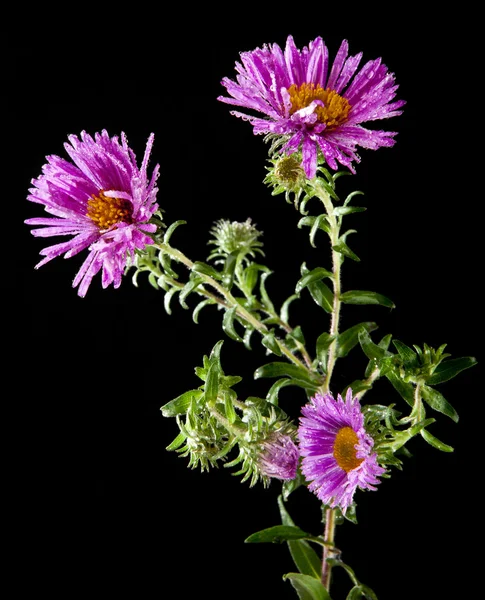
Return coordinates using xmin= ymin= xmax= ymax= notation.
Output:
xmin=192 ymin=261 xmax=222 ymax=280
xmin=278 ymin=496 xmax=322 ymax=579
xmin=165 ymin=432 xmax=186 ymax=451
xmin=426 ymin=356 xmax=477 ymax=385
xmin=332 ymin=241 xmax=360 ymax=262
xmin=283 ymin=574 xmax=332 ymax=600
xmin=262 ymin=330 xmax=283 ymax=356
xmin=296 ymin=266 xmax=333 ymax=294
xmin=421 ymin=385 xmax=459 ymax=422
xmin=337 ymin=322 xmax=378 ymax=358
xmin=160 ymin=389 xmax=204 ymax=417
xmin=301 ymin=264 xmax=333 ymax=313
xmin=340 ymin=290 xmax=395 ymax=308
xmin=421 ymin=429 xmax=454 ymax=452
xmin=222 ymin=306 xmax=244 ymax=343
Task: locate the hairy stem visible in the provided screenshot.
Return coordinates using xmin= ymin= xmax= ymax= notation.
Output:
xmin=312 ymin=181 xmax=343 ymax=590
xmin=154 ymin=242 xmax=311 ymax=372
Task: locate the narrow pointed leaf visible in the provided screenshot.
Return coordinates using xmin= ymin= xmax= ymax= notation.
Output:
xmin=222 ymin=306 xmax=244 ymax=342
xmin=421 ymin=385 xmax=459 ymax=422
xmin=392 ymin=340 xmax=419 ymax=367
xmin=332 ymin=241 xmax=360 ymax=261
xmin=316 ymin=332 xmax=335 ymax=372
xmin=333 ymin=206 xmax=366 ymax=217
xmin=260 ymin=271 xmax=275 ymax=312
xmin=224 ymin=392 xmax=237 ymax=424
xmin=421 ymin=429 xmax=454 ymax=452
xmin=337 ymin=322 xmax=378 ymax=358
xmin=278 ymin=496 xmax=322 ymax=579
xmin=426 ymin=356 xmax=477 ymax=385
xmin=163 ymin=287 xmax=179 ymax=315
xmin=205 ymin=361 xmax=220 ymax=404
xmin=283 ymin=573 xmax=331 ymax=600
xmin=163 ymin=219 xmax=186 ymax=244
xmin=340 ymin=290 xmax=395 ymax=308
xmin=254 ymin=362 xmax=319 ymax=389
xmin=262 ymin=331 xmax=283 ymax=356
xmin=192 ymin=299 xmax=214 ymax=324
xmin=296 ymin=267 xmax=333 ymax=294
xmin=209 ymin=340 xmax=224 ymax=361
xmin=280 ymin=294 xmax=299 ymax=324
xmin=300 ymin=263 xmax=334 ymax=313
xmin=310 ymin=213 xmax=331 ymax=247
xmin=385 ymin=370 xmax=415 ymax=407
xmin=165 ymin=432 xmax=186 ymax=451
xmin=245 ymin=525 xmax=311 ymax=544
xmin=358 ymin=329 xmax=388 ymax=362
xmin=192 ymin=261 xmax=222 ymax=280
xmin=266 ymin=378 xmax=293 ymax=405
xmin=343 ymin=190 xmax=365 ymax=206
xmin=160 ymin=389 xmax=203 ymax=417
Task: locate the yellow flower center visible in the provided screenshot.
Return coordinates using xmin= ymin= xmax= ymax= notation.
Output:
xmin=288 ymin=83 xmax=351 ymax=129
xmin=87 ymin=191 xmax=133 ymax=230
xmin=333 ymin=426 xmax=363 ymax=473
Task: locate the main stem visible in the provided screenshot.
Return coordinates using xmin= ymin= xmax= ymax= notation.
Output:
xmin=314 ymin=181 xmax=343 ymax=591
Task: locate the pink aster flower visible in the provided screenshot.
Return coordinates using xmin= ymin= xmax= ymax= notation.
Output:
xmin=25 ymin=130 xmax=160 ymax=297
xmin=298 ymin=389 xmax=385 ymax=513
xmin=258 ymin=432 xmax=299 ymax=481
xmin=218 ymin=36 xmax=405 ymax=179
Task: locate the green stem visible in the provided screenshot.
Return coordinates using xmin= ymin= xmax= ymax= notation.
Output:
xmin=155 ymin=242 xmax=311 ymax=373
xmin=311 ymin=181 xmax=343 ymax=590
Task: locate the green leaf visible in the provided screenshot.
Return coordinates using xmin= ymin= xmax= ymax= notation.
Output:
xmin=421 ymin=386 xmax=459 ymax=422
xmin=300 ymin=263 xmax=334 ymax=313
xmin=179 ymin=277 xmax=203 ymax=309
xmin=426 ymin=356 xmax=477 ymax=385
xmin=343 ymin=190 xmax=365 ymax=206
xmin=165 ymin=432 xmax=186 ymax=451
xmin=254 ymin=362 xmax=319 ymax=390
xmin=260 ymin=271 xmax=276 ymax=312
xmin=332 ymin=241 xmax=360 ymax=262
xmin=421 ymin=429 xmax=454 ymax=452
xmin=358 ymin=329 xmax=388 ymax=362
xmin=160 ymin=390 xmax=203 ymax=417
xmin=192 ymin=299 xmax=214 ymax=324
xmin=209 ymin=340 xmax=224 ymax=361
xmin=192 ymin=261 xmax=222 ymax=280
xmin=333 ymin=206 xmax=366 ymax=217
xmin=280 ymin=294 xmax=300 ymax=324
xmin=163 ymin=219 xmax=186 ymax=244
xmin=340 ymin=290 xmax=395 ymax=308
xmin=222 ymin=306 xmax=244 ymax=343
xmin=278 ymin=496 xmax=322 ymax=579
xmin=163 ymin=287 xmax=179 ymax=315
xmin=337 ymin=322 xmax=378 ymax=358
xmin=222 ymin=252 xmax=238 ymax=289
xmin=316 ymin=332 xmax=335 ymax=373
xmin=296 ymin=267 xmax=333 ymax=294
xmin=245 ymin=525 xmax=311 ymax=544
xmin=283 ymin=574 xmax=331 ymax=600
xmin=205 ymin=361 xmax=220 ymax=404
xmin=310 ymin=214 xmax=331 ymax=247
xmin=384 ymin=370 xmax=415 ymax=407
xmin=347 ymin=587 xmax=364 ymax=600
xmin=392 ymin=340 xmax=419 ymax=368
xmin=266 ymin=378 xmax=293 ymax=405
xmin=224 ymin=391 xmax=237 ymax=424
xmin=262 ymin=330 xmax=283 ymax=356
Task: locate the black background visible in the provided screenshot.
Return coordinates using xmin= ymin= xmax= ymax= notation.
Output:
xmin=11 ymin=8 xmax=481 ymax=599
